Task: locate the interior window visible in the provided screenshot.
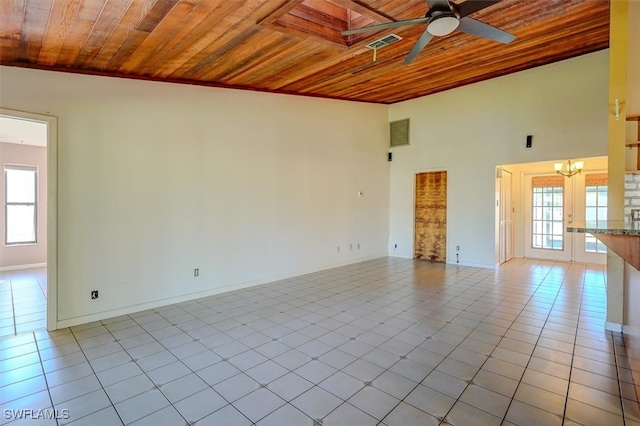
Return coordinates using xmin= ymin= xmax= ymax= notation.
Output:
xmin=5 ymin=165 xmax=38 ymax=245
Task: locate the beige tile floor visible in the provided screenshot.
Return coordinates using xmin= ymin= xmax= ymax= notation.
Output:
xmin=0 ymin=267 xmax=47 ymax=337
xmin=0 ymin=257 xmax=639 ymax=425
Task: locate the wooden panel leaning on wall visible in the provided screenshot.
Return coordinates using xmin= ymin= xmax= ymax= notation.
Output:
xmin=414 ymin=171 xmax=447 ymax=263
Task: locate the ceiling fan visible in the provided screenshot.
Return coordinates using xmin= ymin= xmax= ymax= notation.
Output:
xmin=341 ymin=0 xmax=516 ymax=64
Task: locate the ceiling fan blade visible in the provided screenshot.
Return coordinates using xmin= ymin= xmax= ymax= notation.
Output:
xmin=457 ymin=0 xmax=502 ymax=18
xmin=457 ymin=17 xmax=516 ymax=43
xmin=427 ymin=0 xmax=451 ymax=10
xmin=404 ymin=28 xmax=434 ymax=64
xmin=341 ymin=17 xmax=429 ymax=36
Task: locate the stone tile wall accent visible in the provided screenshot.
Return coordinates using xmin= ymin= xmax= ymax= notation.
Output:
xmin=625 ymin=173 xmax=640 ymax=221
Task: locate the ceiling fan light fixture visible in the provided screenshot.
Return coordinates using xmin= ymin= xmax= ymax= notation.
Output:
xmin=427 ymin=15 xmax=460 ymax=36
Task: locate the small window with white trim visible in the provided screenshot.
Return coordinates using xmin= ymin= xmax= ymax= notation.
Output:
xmin=5 ymin=165 xmax=38 ymax=245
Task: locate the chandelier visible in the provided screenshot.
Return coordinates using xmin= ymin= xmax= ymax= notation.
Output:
xmin=553 ymin=160 xmax=584 ymax=178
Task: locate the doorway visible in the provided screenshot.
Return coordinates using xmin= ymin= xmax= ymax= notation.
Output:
xmin=523 ymin=171 xmax=607 ymax=264
xmin=0 ymin=109 xmax=57 ymax=332
xmin=414 ymin=171 xmax=447 ymax=262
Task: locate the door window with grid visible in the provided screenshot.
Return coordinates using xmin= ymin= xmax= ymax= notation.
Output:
xmin=5 ymin=165 xmax=38 ymax=245
xmin=531 ymin=176 xmax=564 ymax=250
xmin=585 ymin=173 xmax=607 ymax=253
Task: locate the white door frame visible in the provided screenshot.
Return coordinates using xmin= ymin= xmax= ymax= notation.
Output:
xmin=521 ymin=170 xmax=606 ymax=264
xmin=1 ymin=108 xmax=58 ymax=331
xmin=523 ymin=172 xmax=573 ymax=262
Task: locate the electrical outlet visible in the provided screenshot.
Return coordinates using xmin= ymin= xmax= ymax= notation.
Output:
xmin=456 ymin=246 xmax=460 ymax=251
xmin=194 ymin=268 xmax=199 ymax=277
xmin=91 ymin=290 xmax=99 ymax=300
xmin=357 ymin=243 xmax=360 ymax=249
xmin=337 ymin=246 xmax=340 ymax=253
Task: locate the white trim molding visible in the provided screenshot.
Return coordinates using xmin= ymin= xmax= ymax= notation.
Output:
xmin=1 ymin=108 xmax=58 ymax=332
xmin=0 ymin=262 xmax=47 ymax=272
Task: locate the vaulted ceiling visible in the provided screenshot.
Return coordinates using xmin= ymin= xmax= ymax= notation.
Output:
xmin=0 ymin=0 xmax=610 ymax=104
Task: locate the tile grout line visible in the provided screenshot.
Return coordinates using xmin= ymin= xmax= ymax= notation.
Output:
xmin=34 ymin=270 xmax=47 ymax=301
xmin=396 ymin=266 xmax=521 ymax=423
xmin=10 ymin=275 xmax=17 ymax=336
xmin=32 ymin=331 xmax=60 ymax=426
xmin=336 ymin=265 xmax=483 ymax=424
xmin=217 ymin=261 xmax=461 ymax=424
xmin=558 ymin=266 xmax=588 ymax=425
xmin=66 ymin=325 xmax=128 ymax=425
xmin=4 ymin=259 xmax=622 ymax=425
xmin=447 ymin=263 xmax=561 ymax=424
xmin=377 ymin=262 xmax=557 ymax=424
xmin=613 ymin=330 xmax=631 ymax=425
xmin=119 ymin=309 xmax=258 ymax=425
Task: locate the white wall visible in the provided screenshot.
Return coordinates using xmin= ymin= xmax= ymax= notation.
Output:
xmin=0 ymin=67 xmax=390 ymax=327
xmin=0 ymin=142 xmax=47 ymax=268
xmin=388 ymin=51 xmax=609 ymax=268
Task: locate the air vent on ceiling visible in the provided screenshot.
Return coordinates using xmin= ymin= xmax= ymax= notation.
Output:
xmin=390 ymin=119 xmax=410 ymax=147
xmin=365 ymin=34 xmax=402 ymax=51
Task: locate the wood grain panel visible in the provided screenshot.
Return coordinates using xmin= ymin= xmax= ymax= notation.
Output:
xmin=281 ymin=1 xmax=608 ymax=100
xmin=0 ymin=0 xmax=26 ymax=60
xmin=38 ymin=0 xmax=82 ymax=65
xmin=105 ymin=0 xmax=181 ymax=71
xmin=0 ymin=0 xmax=25 ymax=42
xmin=135 ymin=0 xmax=178 ymax=32
xmin=18 ymin=0 xmax=53 ymax=63
xmin=54 ymin=0 xmax=107 ymax=65
xmin=415 ymin=171 xmax=447 ymax=263
xmin=201 ymin=31 xmax=297 ymax=82
xmin=75 ymin=0 xmax=144 ymax=68
xmin=136 ymin=0 xmax=225 ymax=75
xmin=0 ymin=0 xmax=611 ymax=104
xmin=117 ymin=0 xmax=195 ymax=73
xmin=593 ymin=234 xmax=640 ymax=272
xmin=331 ymin=0 xmax=394 ymax=22
xmin=161 ymin=0 xmax=271 ymax=78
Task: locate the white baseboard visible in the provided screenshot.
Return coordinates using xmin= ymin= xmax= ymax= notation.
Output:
xmin=388 ymin=253 xmax=413 ymax=259
xmin=0 ymin=263 xmax=47 ymax=272
xmin=605 ymin=321 xmax=623 ymax=333
xmin=55 ymin=255 xmax=387 ymax=330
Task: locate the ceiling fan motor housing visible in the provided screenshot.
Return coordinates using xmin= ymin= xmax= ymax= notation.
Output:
xmin=426 ymin=5 xmax=461 ymax=37
xmin=427 ymin=12 xmax=460 ymax=37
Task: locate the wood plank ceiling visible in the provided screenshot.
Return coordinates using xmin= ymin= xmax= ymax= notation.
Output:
xmin=0 ymin=0 xmax=609 ymax=104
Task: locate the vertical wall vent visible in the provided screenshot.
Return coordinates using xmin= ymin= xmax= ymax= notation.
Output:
xmin=390 ymin=118 xmax=410 ymax=147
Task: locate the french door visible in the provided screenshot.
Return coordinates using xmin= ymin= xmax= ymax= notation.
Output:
xmin=524 ymin=171 xmax=607 ymax=264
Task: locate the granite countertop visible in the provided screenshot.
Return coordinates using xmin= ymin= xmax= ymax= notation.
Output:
xmin=567 ymin=220 xmax=640 ymax=236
